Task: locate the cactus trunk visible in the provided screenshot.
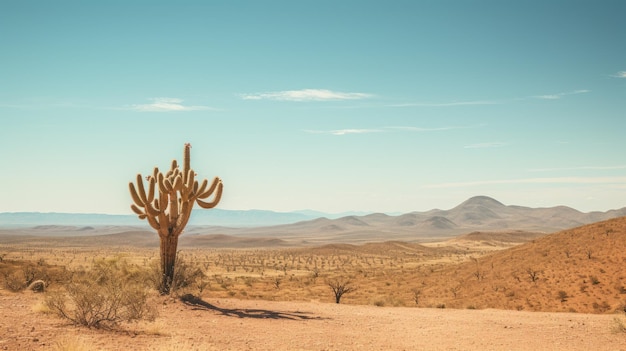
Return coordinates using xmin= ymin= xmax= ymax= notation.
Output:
xmin=129 ymin=143 xmax=223 ymax=295
xmin=159 ymin=233 xmax=179 ymax=295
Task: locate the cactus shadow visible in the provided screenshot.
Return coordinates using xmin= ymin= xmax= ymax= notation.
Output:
xmin=180 ymin=294 xmax=326 ymax=321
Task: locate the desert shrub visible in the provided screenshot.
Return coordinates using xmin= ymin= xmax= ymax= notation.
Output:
xmin=45 ymin=257 xmax=157 ymax=329
xmin=147 ymin=255 xmax=205 ymax=295
xmin=2 ymin=264 xmax=48 ymax=292
xmin=3 ymin=271 xmax=27 ymax=292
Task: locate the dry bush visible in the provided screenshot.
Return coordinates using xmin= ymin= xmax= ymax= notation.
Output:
xmin=147 ymin=255 xmax=205 ymax=295
xmin=2 ymin=264 xmax=49 ymax=292
xmin=45 ymin=257 xmax=157 ymax=329
xmin=3 ymin=271 xmax=28 ymax=292
xmin=326 ymin=277 xmax=356 ymax=304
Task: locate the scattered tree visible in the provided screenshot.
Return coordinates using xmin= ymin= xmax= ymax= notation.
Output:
xmin=526 ymin=268 xmax=540 ymax=283
xmin=327 ymin=277 xmax=355 ymax=304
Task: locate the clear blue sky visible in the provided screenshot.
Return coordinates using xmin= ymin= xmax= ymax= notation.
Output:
xmin=1 ymin=0 xmax=625 ymax=215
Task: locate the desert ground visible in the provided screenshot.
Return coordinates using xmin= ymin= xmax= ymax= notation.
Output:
xmin=1 ymin=291 xmax=625 ymax=351
xmin=1 ymin=216 xmax=626 ymax=350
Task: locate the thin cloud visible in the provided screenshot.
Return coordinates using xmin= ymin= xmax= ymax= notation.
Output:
xmin=305 ymin=129 xmax=382 ymax=136
xmin=614 ymin=71 xmax=626 ymax=78
xmin=528 ymin=165 xmax=626 ymax=172
xmin=390 ymin=89 xmax=589 ymax=107
xmin=387 ymin=125 xmax=477 ymax=132
xmin=390 ymin=100 xmax=498 ymax=107
xmin=534 ymin=90 xmax=590 ymax=100
xmin=241 ymin=89 xmax=373 ymax=102
xmin=463 ymin=142 xmax=506 ymax=149
xmin=305 ymin=125 xmax=476 ymax=136
xmin=425 ymin=176 xmax=626 ymax=189
xmin=131 ymin=98 xmax=214 ymax=112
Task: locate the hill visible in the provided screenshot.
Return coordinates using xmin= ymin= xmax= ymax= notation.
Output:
xmin=191 ymin=196 xmax=626 ymax=243
xmin=2 ymin=196 xmax=625 ymax=245
xmin=416 ymin=216 xmax=626 ymax=313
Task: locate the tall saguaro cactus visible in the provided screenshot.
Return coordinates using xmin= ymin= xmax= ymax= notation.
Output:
xmin=129 ymin=143 xmax=223 ymax=294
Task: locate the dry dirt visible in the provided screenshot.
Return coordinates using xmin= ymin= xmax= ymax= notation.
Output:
xmin=1 ymin=291 xmax=625 ymax=351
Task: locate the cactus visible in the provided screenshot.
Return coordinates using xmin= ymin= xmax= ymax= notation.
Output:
xmin=129 ymin=143 xmax=223 ymax=294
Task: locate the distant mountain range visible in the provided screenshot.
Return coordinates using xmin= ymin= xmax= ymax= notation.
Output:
xmin=0 ymin=208 xmax=372 ymax=228
xmin=188 ymin=196 xmax=626 ymax=244
xmin=2 ymin=196 xmax=625 ymax=245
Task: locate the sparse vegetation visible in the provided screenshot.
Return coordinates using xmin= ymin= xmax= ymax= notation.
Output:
xmin=526 ymin=268 xmax=540 ymax=283
xmin=45 ymin=257 xmax=157 ymax=328
xmin=327 ymin=277 xmax=355 ymax=304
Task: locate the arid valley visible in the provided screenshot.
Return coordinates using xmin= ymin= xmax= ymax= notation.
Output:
xmin=1 ymin=196 xmax=626 ymax=350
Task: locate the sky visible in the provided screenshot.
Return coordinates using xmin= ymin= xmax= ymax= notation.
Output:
xmin=1 ymin=0 xmax=625 ymax=215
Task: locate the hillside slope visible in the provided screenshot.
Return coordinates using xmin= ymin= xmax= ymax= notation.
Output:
xmin=417 ymin=216 xmax=626 ymax=313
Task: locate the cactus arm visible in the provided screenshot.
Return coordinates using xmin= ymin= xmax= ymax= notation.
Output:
xmin=147 ymin=177 xmax=156 ymax=203
xmin=129 ymin=182 xmax=144 ymax=207
xmin=146 ymin=213 xmax=160 ymax=231
xmin=183 ymin=143 xmax=191 ymax=176
xmin=185 ymin=170 xmax=195 ymax=192
xmin=136 ymin=174 xmax=150 ymax=204
xmin=173 ymin=175 xmax=183 ymax=191
xmin=130 ymin=204 xmax=144 ymax=216
xmin=198 ymin=177 xmax=221 ymax=199
xmin=164 ymin=178 xmax=174 ymax=192
xmin=169 ymin=191 xmax=179 ymax=226
xmin=196 ymin=182 xmax=223 ymax=209
xmin=175 ymin=200 xmax=194 ymax=235
xmin=194 ymin=179 xmax=208 ymax=199
xmin=158 ymin=190 xmax=169 ymax=235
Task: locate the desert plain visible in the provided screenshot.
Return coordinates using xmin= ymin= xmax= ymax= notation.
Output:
xmin=1 ymin=197 xmax=626 ymax=350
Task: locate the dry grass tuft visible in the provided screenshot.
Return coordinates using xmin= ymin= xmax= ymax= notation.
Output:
xmin=52 ymin=336 xmax=91 ymax=351
xmin=612 ymin=316 xmax=626 ymax=334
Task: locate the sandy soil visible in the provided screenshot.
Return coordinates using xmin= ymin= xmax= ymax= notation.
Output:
xmin=1 ymin=292 xmax=624 ymax=351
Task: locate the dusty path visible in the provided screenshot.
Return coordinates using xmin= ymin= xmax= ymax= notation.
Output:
xmin=1 ymin=292 xmax=625 ymax=350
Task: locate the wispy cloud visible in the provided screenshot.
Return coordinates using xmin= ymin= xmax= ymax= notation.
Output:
xmin=528 ymin=165 xmax=626 ymax=172
xmin=463 ymin=142 xmax=507 ymax=149
xmin=614 ymin=71 xmax=626 ymax=78
xmin=425 ymin=176 xmax=626 ymax=189
xmin=241 ymin=89 xmax=373 ymax=102
xmin=389 ymin=100 xmax=498 ymax=107
xmin=389 ymin=89 xmax=589 ymax=107
xmin=533 ymin=89 xmax=590 ymax=100
xmin=305 ymin=128 xmax=382 ymax=136
xmin=305 ymin=125 xmax=477 ymax=136
xmin=131 ymin=98 xmax=214 ymax=112
xmin=387 ymin=125 xmax=476 ymax=132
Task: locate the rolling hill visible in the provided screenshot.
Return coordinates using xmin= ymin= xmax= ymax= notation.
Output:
xmin=1 ymin=196 xmax=625 ymax=246
xmin=416 ymin=216 xmax=626 ymax=313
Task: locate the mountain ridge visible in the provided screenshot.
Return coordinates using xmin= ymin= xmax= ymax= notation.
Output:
xmin=2 ymin=196 xmax=625 ymax=244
